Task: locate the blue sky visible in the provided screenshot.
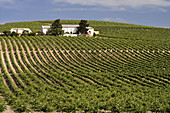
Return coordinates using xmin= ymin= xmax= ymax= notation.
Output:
xmin=0 ymin=0 xmax=170 ymax=27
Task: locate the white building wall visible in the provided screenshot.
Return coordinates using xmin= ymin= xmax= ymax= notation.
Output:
xmin=18 ymin=30 xmax=23 ymax=34
xmin=87 ymin=28 xmax=94 ymax=36
xmin=10 ymin=28 xmax=32 ymax=34
xmin=10 ymin=29 xmax=17 ymax=33
xmin=73 ymin=28 xmax=78 ymax=33
xmin=63 ymin=28 xmax=77 ymax=34
xmin=41 ymin=26 xmax=51 ymax=34
xmin=41 ymin=25 xmax=94 ymax=36
xmin=62 ymin=28 xmax=68 ymax=33
xmin=25 ymin=29 xmax=32 ymax=33
xmin=42 ymin=29 xmax=49 ymax=34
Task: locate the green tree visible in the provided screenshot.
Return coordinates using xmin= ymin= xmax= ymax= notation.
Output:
xmin=36 ymin=31 xmax=44 ymax=36
xmin=48 ymin=19 xmax=64 ymax=36
xmin=3 ymin=31 xmax=10 ymax=36
xmin=21 ymin=30 xmax=29 ymax=37
xmin=78 ymin=20 xmax=89 ymax=35
xmin=28 ymin=32 xmax=36 ymax=36
xmin=10 ymin=31 xmax=19 ymax=37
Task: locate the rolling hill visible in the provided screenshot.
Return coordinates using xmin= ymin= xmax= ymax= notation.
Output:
xmin=0 ymin=20 xmax=169 ymax=112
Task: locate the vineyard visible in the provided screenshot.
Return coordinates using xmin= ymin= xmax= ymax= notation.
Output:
xmin=0 ymin=20 xmax=170 ymax=112
xmin=0 ymin=35 xmax=169 ymax=112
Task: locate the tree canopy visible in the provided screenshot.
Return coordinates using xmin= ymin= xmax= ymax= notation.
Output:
xmin=3 ymin=31 xmax=10 ymax=36
xmin=47 ymin=19 xmax=64 ymax=36
xmin=78 ymin=20 xmax=89 ymax=35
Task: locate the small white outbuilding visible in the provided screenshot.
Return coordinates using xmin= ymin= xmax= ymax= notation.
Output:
xmin=41 ymin=26 xmax=51 ymax=35
xmin=41 ymin=25 xmax=94 ymax=36
xmin=10 ymin=28 xmax=32 ymax=34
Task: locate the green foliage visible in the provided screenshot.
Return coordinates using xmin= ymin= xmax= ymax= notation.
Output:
xmin=78 ymin=20 xmax=89 ymax=35
xmin=10 ymin=31 xmax=19 ymax=37
xmin=36 ymin=31 xmax=44 ymax=36
xmin=28 ymin=32 xmax=36 ymax=36
xmin=93 ymin=32 xmax=96 ymax=37
xmin=52 ymin=19 xmax=62 ymax=29
xmin=21 ymin=30 xmax=29 ymax=37
xmin=48 ymin=19 xmax=64 ymax=36
xmin=3 ymin=31 xmax=10 ymax=36
xmin=0 ymin=98 xmax=6 ymax=112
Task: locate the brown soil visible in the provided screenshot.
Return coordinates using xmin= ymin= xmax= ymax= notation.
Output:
xmin=12 ymin=40 xmax=29 ymax=71
xmin=3 ymin=39 xmax=16 ymax=74
xmin=8 ymin=40 xmax=23 ymax=72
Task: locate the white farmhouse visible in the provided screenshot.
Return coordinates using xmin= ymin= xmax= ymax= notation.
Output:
xmin=41 ymin=25 xmax=94 ymax=36
xmin=10 ymin=28 xmax=32 ymax=34
xmin=41 ymin=26 xmax=51 ymax=35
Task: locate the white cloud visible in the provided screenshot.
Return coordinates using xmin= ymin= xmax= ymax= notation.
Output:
xmin=49 ymin=7 xmax=101 ymax=11
xmin=53 ymin=0 xmax=170 ymax=9
xmin=158 ymin=8 xmax=167 ymax=12
xmin=110 ymin=7 xmax=126 ymax=11
xmin=103 ymin=18 xmax=128 ymax=23
xmin=49 ymin=7 xmax=126 ymax=12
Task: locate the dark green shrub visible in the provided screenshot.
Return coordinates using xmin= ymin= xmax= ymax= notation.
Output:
xmin=3 ymin=31 xmax=10 ymax=36
xmin=28 ymin=32 xmax=36 ymax=36
xmin=10 ymin=31 xmax=19 ymax=37
xmin=0 ymin=98 xmax=6 ymax=112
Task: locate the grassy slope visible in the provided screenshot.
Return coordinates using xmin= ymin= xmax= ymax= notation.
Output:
xmin=1 ymin=20 xmax=170 ymax=40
